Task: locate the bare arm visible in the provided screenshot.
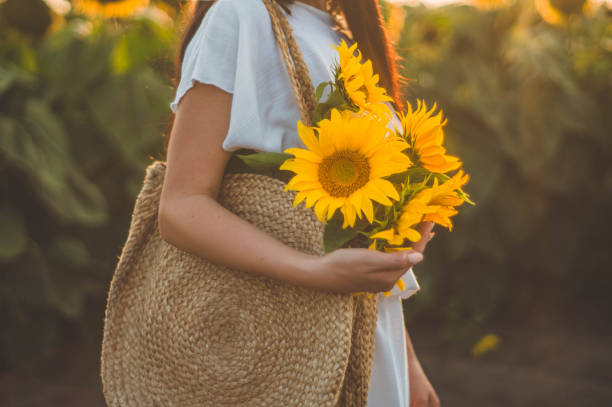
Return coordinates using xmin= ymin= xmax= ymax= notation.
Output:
xmin=402 ymin=222 xmax=440 ymax=406
xmin=405 ymin=327 xmax=440 ymax=407
xmin=158 ymin=82 xmax=424 ymax=294
xmin=159 ymin=82 xmax=317 ymax=288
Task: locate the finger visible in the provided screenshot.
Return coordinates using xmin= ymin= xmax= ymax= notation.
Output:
xmin=393 ymin=250 xmax=423 ymax=269
xmin=416 ymin=221 xmax=435 ymax=234
xmin=414 ymin=227 xmax=438 ymax=253
xmin=412 ymin=221 xmax=435 ymax=253
xmin=364 ymin=250 xmax=423 ymax=271
xmin=412 ymin=233 xmax=431 ymax=253
xmin=374 ymin=252 xmax=422 ymax=279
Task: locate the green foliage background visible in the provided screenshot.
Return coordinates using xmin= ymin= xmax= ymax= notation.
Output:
xmin=390 ymin=1 xmax=612 ymax=344
xmin=0 ymin=0 xmax=610 ymax=369
xmin=0 ymin=0 xmax=175 ymax=369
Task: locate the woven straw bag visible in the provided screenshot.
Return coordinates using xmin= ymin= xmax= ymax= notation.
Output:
xmin=100 ymin=1 xmax=379 ymax=406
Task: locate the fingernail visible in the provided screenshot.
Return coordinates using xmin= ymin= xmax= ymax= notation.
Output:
xmin=407 ymin=252 xmax=423 ymax=264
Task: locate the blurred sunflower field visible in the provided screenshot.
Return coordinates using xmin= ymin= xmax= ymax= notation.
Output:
xmin=0 ymin=0 xmax=611 ymax=377
xmin=0 ymin=0 xmax=182 ymax=369
xmin=380 ymin=0 xmax=612 ymax=343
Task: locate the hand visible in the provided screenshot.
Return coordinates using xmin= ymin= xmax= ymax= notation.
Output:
xmin=411 ymin=221 xmax=436 ymax=254
xmin=302 ymin=248 xmax=424 ymax=294
xmin=408 ymin=354 xmax=440 ymax=407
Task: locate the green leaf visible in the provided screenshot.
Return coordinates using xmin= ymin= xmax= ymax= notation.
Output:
xmin=432 ymin=173 xmax=451 ymax=183
xmin=0 ymin=107 xmax=70 ymax=181
xmin=110 ymin=18 xmax=174 ymax=75
xmin=235 ymin=152 xmax=292 ymax=176
xmin=0 ymin=65 xmax=35 ymax=96
xmin=313 ymin=103 xmax=332 ymax=124
xmin=37 ymin=170 xmax=109 ymax=226
xmin=85 ymin=70 xmax=172 ymax=167
xmin=325 ymin=87 xmax=349 ymax=107
xmin=0 ymin=206 xmax=28 ymax=261
xmin=315 ymin=81 xmax=330 ymax=101
xmin=1 ymin=101 xmax=109 ymax=225
xmin=323 ymin=215 xmax=363 ymax=253
xmin=457 ymin=188 xmax=476 ymax=205
xmin=45 ymin=235 xmax=90 ymax=269
xmin=387 ymin=166 xmax=430 ymax=184
xmin=111 ymin=35 xmax=132 ymax=74
xmin=44 ymin=269 xmax=94 ymax=319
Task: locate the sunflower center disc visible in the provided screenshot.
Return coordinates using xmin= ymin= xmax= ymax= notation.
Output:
xmin=318 ymin=150 xmax=370 ymax=197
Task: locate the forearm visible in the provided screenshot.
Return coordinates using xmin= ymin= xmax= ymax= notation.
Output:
xmin=160 ymin=83 xmax=426 ymax=296
xmin=405 ymin=326 xmax=418 ymax=360
xmin=405 ymin=325 xmax=440 ymax=405
xmin=158 ymin=192 xmax=318 ymax=288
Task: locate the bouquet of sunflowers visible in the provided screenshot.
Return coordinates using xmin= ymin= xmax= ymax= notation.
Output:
xmin=239 ymin=40 xmax=474 ymax=295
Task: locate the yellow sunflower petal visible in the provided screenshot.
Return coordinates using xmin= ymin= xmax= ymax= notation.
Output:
xmin=398 ymin=99 xmax=461 ymax=174
xmin=342 ymin=201 xmax=357 ymax=228
xmin=326 ymin=198 xmax=344 ymax=220
xmin=314 ymin=198 xmax=331 ymax=223
xmin=284 ymin=148 xmax=322 ymax=163
xmin=283 ymin=107 xmax=411 ymax=228
xmin=397 ymin=278 xmax=406 ymax=291
xmin=297 ymin=121 xmax=322 ymax=156
xmin=403 ymin=228 xmax=422 ymax=243
xmin=305 ymin=188 xmax=328 ymax=209
xmin=361 ymin=193 xmax=374 ymax=223
xmin=293 ymin=191 xmax=307 ymax=207
xmin=371 ymin=178 xmax=400 ymax=202
xmin=371 ymin=228 xmax=396 ymax=241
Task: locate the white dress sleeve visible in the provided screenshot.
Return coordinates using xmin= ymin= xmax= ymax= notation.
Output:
xmin=170 ymin=0 xmax=312 ymax=153
xmin=171 ymin=0 xmax=241 ymax=107
xmin=170 ymin=0 xmax=267 ymax=152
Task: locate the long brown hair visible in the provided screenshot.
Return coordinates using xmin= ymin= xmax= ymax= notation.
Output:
xmin=164 ymin=0 xmax=404 ymax=152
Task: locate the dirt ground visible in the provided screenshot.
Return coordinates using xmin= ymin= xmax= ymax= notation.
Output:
xmin=413 ymin=328 xmax=612 ymax=406
xmin=1 ymin=326 xmax=611 ymax=406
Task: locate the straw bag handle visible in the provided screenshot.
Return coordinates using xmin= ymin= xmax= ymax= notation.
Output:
xmin=262 ymin=0 xmax=318 ymax=126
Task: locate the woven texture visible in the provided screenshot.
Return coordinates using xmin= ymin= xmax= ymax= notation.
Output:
xmin=100 ymin=162 xmax=379 ymax=406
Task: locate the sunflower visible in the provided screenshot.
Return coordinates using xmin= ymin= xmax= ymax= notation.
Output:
xmin=332 ymin=40 xmax=394 ymax=119
xmin=470 ymin=0 xmax=510 ymax=10
xmin=74 ymin=0 xmax=149 ymax=18
xmin=398 ymin=99 xmax=462 ymax=174
xmin=371 ymin=170 xmax=470 ymax=245
xmin=280 ymin=109 xmax=412 ymax=229
xmin=535 ymin=0 xmax=595 ymax=26
xmin=421 ymin=170 xmax=469 ymax=230
xmin=370 ymin=191 xmax=438 ymax=245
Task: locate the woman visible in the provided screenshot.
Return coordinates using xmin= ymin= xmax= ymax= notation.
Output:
xmin=160 ymin=0 xmax=440 ymax=405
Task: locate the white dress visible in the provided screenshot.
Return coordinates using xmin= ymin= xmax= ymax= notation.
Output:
xmin=169 ymin=1 xmax=421 ymax=405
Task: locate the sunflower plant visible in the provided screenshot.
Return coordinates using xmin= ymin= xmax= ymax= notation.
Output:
xmin=280 ymin=109 xmax=412 ymax=230
xmin=312 ymin=39 xmax=394 ymax=123
xmin=237 ymin=39 xmax=474 ymax=295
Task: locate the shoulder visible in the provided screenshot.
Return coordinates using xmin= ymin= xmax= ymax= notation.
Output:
xmin=206 ymin=0 xmax=271 ymax=28
xmin=190 ymin=0 xmax=275 ymax=50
